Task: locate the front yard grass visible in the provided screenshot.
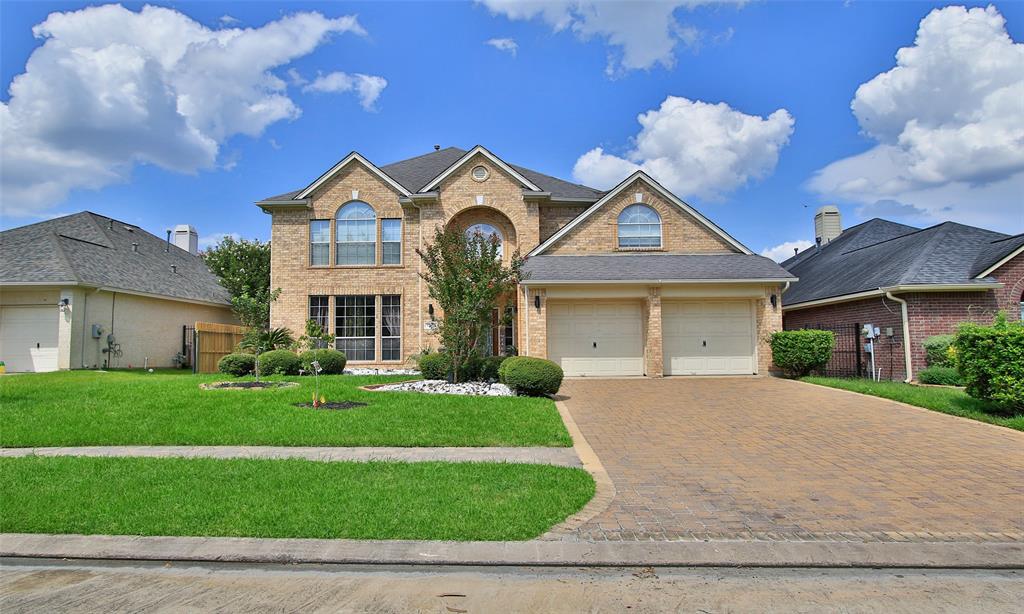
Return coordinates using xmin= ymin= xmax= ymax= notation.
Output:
xmin=0 ymin=370 xmax=571 ymax=447
xmin=802 ymin=376 xmax=1024 ymax=431
xmin=0 ymin=456 xmax=594 ymax=541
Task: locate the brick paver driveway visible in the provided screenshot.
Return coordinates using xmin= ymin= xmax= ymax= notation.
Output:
xmin=558 ymin=377 xmax=1024 ymax=542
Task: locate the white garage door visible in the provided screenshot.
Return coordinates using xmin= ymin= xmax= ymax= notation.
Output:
xmin=0 ymin=306 xmax=60 ymax=372
xmin=548 ymin=301 xmax=644 ymax=376
xmin=663 ymin=300 xmax=755 ymax=375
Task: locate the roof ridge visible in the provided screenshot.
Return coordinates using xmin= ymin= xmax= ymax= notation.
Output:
xmin=380 ymin=146 xmax=466 ymax=169
xmin=899 ymin=223 xmax=950 ymax=284
xmin=47 ymin=231 xmax=82 ymax=284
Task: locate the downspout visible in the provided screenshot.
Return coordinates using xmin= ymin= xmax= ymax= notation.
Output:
xmin=884 ymin=291 xmax=913 ymax=383
xmin=408 ymin=200 xmax=424 ymax=353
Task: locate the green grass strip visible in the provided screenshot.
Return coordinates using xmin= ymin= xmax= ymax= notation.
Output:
xmin=802 ymin=377 xmax=1023 ymax=431
xmin=0 ymin=370 xmax=571 ymax=447
xmin=0 ymin=456 xmax=595 ymax=541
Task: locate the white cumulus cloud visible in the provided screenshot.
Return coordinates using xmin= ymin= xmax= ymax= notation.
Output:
xmin=761 ymin=239 xmax=813 ymax=263
xmin=573 ymin=96 xmax=795 ymax=200
xmin=485 ymin=37 xmax=518 ymax=56
xmin=809 ymin=5 xmax=1024 ymax=231
xmin=478 ymin=0 xmax=739 ymax=75
xmin=302 ymin=72 xmax=388 ymax=111
xmin=0 ymin=4 xmax=373 ymax=217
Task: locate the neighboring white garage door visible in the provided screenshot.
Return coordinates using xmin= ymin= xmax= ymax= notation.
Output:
xmin=663 ymin=300 xmax=755 ymax=375
xmin=0 ymin=306 xmax=60 ymax=373
xmin=548 ymin=301 xmax=644 ymax=376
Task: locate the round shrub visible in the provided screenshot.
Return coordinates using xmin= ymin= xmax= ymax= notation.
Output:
xmin=769 ymin=330 xmax=835 ymax=377
xmin=299 ymin=349 xmax=347 ymax=375
xmin=257 ymin=349 xmax=301 ymax=376
xmin=954 ymin=317 xmax=1024 ymax=410
xmin=917 ymin=366 xmax=963 ymax=386
xmin=218 ymin=353 xmax=255 ymax=377
xmin=480 ymin=355 xmax=507 ymax=381
xmin=418 ymin=352 xmax=451 ymax=380
xmin=499 ymin=356 xmax=563 ymax=396
xmin=923 ymin=335 xmax=955 ymax=367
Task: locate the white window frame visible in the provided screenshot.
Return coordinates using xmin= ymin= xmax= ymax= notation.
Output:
xmin=309 ymin=220 xmax=330 ymax=266
xmin=381 ymin=295 xmax=401 ymax=362
xmin=336 ymin=202 xmax=377 ymax=266
xmin=617 ymin=204 xmax=662 ymax=249
xmin=381 ymin=219 xmax=402 ymax=265
xmin=335 ymin=295 xmax=375 ymax=361
xmin=465 ymin=223 xmax=503 ymax=258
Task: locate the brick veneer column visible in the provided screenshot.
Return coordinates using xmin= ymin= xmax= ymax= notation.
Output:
xmin=525 ymin=288 xmax=547 ymax=358
xmin=645 ymin=287 xmax=663 ymax=377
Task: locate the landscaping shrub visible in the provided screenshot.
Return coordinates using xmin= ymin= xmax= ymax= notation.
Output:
xmin=954 ymin=316 xmax=1024 ymax=410
xmin=917 ymin=366 xmax=962 ymax=386
xmin=458 ymin=352 xmax=483 ymax=381
xmin=418 ymin=352 xmax=451 ymax=380
xmin=923 ymin=334 xmax=956 ymax=367
xmin=480 ymin=355 xmax=507 ymax=381
xmin=770 ymin=329 xmax=835 ymax=377
xmin=499 ymin=357 xmax=563 ymax=396
xmin=218 ymin=353 xmax=255 ymax=377
xmin=257 ymin=349 xmax=301 ymax=376
xmin=299 ymin=349 xmax=347 ymax=375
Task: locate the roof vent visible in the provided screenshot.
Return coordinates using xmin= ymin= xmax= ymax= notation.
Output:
xmin=472 ymin=165 xmax=489 ymax=182
xmin=131 ymin=242 xmax=139 ymax=253
xmin=434 ymin=144 xmax=440 ymax=151
xmin=171 ymin=265 xmax=177 ymax=274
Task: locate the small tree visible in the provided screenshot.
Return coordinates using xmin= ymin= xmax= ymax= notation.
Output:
xmin=298 ymin=319 xmax=334 ymax=351
xmin=417 ymin=225 xmax=525 ymax=382
xmin=203 ymin=236 xmax=276 ymax=330
xmin=238 ymin=327 xmax=294 ymax=381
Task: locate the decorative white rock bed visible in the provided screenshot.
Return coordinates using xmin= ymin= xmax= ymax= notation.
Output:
xmin=343 ymin=368 xmax=420 ymax=376
xmin=374 ymin=379 xmax=514 ymax=396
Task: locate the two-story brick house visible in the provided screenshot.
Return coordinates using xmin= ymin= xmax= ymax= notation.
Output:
xmin=257 ymin=146 xmax=795 ymax=377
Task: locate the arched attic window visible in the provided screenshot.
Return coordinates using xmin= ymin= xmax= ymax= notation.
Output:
xmin=617 ymin=204 xmax=662 ymax=248
xmin=336 ymin=202 xmax=376 ymax=265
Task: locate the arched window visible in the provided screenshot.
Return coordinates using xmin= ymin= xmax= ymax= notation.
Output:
xmin=336 ymin=202 xmax=376 ymax=265
xmin=466 ymin=223 xmax=503 ymax=258
xmin=617 ymin=204 xmax=662 ymax=248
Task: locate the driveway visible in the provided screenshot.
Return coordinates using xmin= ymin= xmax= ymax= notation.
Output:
xmin=558 ymin=377 xmax=1024 ymax=542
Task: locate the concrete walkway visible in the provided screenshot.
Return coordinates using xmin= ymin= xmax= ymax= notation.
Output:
xmin=0 ymin=446 xmax=581 ymax=467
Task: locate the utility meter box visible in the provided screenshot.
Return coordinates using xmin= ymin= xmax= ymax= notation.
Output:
xmin=862 ymin=323 xmax=877 ymax=339
xmin=91 ymin=324 xmax=104 ymax=339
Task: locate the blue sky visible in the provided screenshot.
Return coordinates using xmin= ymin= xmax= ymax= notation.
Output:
xmin=2 ymin=1 xmax=1022 ymax=259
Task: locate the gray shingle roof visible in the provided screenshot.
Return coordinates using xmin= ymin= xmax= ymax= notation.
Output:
xmin=971 ymin=233 xmax=1024 ymax=277
xmin=523 ymin=254 xmax=795 ymax=282
xmin=260 ymin=146 xmax=605 ymax=203
xmin=0 ymin=212 xmax=231 ymax=305
xmin=783 ymin=220 xmax=1011 ymax=306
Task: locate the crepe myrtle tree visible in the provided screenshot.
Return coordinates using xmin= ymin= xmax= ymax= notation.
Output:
xmin=417 ymin=225 xmax=526 ymax=382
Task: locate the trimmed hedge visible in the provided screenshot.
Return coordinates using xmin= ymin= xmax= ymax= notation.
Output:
xmin=299 ymin=349 xmax=347 ymax=375
xmin=954 ymin=317 xmax=1024 ymax=410
xmin=257 ymin=349 xmax=301 ymax=376
xmin=923 ymin=334 xmax=956 ymax=368
xmin=499 ymin=356 xmax=563 ymax=397
xmin=480 ymin=355 xmax=507 ymax=381
xmin=917 ymin=366 xmax=962 ymax=386
xmin=418 ymin=352 xmax=450 ymax=380
xmin=218 ymin=353 xmax=255 ymax=377
xmin=770 ymin=329 xmax=835 ymax=378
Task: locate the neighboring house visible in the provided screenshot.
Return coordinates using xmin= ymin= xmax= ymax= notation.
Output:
xmin=782 ymin=208 xmax=1024 ymax=381
xmin=0 ymin=212 xmax=235 ymax=372
xmin=258 ymin=145 xmax=794 ymax=377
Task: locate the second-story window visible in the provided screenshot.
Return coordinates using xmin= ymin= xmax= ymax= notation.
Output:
xmin=309 ymin=220 xmax=330 ymax=266
xmin=617 ymin=204 xmax=662 ymax=249
xmin=336 ymin=202 xmax=376 ymax=265
xmin=382 ymin=219 xmax=401 ymax=265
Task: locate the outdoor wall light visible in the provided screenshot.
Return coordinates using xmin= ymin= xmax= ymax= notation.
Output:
xmin=428 ymin=303 xmax=435 ymax=319
xmin=534 ymin=295 xmax=541 ymax=309
xmin=57 ymin=298 xmax=70 ymax=312
xmin=770 ymin=294 xmax=778 ymax=309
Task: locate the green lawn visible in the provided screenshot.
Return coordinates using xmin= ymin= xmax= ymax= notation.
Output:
xmin=0 ymin=456 xmax=594 ymax=540
xmin=802 ymin=377 xmax=1024 ymax=431
xmin=0 ymin=370 xmax=571 ymax=447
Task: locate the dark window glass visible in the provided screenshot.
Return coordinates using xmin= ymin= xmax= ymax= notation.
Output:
xmin=381 ymin=295 xmax=401 ymax=361
xmin=335 ymin=295 xmax=375 ymax=361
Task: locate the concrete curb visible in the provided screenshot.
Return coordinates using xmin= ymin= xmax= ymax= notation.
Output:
xmin=0 ymin=446 xmax=581 ymax=467
xmin=2 ymin=534 xmax=1022 ymax=569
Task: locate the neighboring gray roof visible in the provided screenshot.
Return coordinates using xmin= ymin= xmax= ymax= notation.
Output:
xmin=260 ymin=146 xmax=605 ymax=203
xmin=0 ymin=212 xmax=231 ymax=305
xmin=972 ymin=232 xmax=1024 ymax=277
xmin=784 ymin=220 xmax=1011 ymax=306
xmin=523 ymin=254 xmax=795 ymax=282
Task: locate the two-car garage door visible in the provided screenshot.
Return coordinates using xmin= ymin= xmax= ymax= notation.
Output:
xmin=546 ymin=299 xmax=755 ymax=377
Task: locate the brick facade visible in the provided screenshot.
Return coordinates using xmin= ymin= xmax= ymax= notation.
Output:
xmin=782 ymin=253 xmax=1022 ymax=380
xmin=267 ymin=155 xmax=784 ymax=374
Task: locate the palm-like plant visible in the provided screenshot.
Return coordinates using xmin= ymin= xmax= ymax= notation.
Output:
xmin=238 ymin=327 xmax=294 ymax=381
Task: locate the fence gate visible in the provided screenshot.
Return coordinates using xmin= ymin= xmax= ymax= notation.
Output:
xmin=193 ymin=321 xmax=246 ymax=373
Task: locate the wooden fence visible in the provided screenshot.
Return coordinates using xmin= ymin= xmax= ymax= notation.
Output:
xmin=194 ymin=321 xmax=246 ymax=373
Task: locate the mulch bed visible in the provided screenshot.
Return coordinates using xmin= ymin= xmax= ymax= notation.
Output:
xmin=292 ymin=401 xmax=368 ymax=411
xmin=200 ymin=381 xmax=300 ymax=390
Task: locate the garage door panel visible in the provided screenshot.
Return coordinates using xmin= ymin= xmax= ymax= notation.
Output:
xmin=664 ymin=300 xmax=755 ymax=376
xmin=548 ymin=301 xmax=644 ymax=377
xmin=0 ymin=306 xmax=60 ymax=373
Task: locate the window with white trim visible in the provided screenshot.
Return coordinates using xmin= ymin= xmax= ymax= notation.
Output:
xmin=465 ymin=223 xmax=503 ymax=258
xmin=309 ymin=296 xmax=330 ymax=348
xmin=335 ymin=295 xmax=375 ymax=361
xmin=381 ymin=295 xmax=401 ymax=361
xmin=336 ymin=202 xmax=376 ymax=265
xmin=617 ymin=204 xmax=662 ymax=248
xmin=382 ymin=219 xmax=401 ymax=265
xmin=309 ymin=220 xmax=330 ymax=266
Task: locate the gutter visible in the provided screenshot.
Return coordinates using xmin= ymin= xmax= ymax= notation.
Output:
xmin=524 ymin=278 xmax=797 ymax=285
xmin=783 ymin=282 xmax=1003 ymax=312
xmin=884 ymin=291 xmax=914 ymax=384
